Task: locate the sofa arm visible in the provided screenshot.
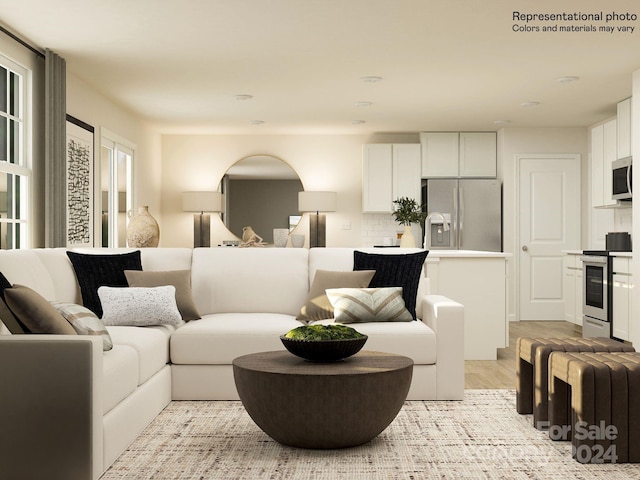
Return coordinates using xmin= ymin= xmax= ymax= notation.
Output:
xmin=421 ymin=294 xmax=464 ymax=400
xmin=0 ymin=335 xmax=104 ymax=480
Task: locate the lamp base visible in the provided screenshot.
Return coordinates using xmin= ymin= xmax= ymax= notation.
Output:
xmin=194 ymin=213 xmax=211 ymax=248
xmin=309 ymin=213 xmax=326 ymax=248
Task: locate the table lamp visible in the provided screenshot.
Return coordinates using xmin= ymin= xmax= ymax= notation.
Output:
xmin=298 ymin=191 xmax=337 ymax=248
xmin=183 ymin=191 xmax=223 ymax=247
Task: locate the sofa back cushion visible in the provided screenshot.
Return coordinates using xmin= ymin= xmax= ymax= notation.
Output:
xmin=70 ymin=248 xmax=194 ymax=272
xmin=308 ymin=248 xmax=429 ymax=320
xmin=192 ymin=248 xmax=309 ymax=315
xmin=0 ymin=250 xmax=58 ymax=301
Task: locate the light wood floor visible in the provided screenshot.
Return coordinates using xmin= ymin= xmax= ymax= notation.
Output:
xmin=464 ymin=320 xmax=582 ymax=389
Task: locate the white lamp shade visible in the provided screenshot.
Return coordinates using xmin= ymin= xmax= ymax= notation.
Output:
xmin=298 ymin=191 xmax=337 ymax=213
xmin=183 ymin=191 xmax=223 ymax=213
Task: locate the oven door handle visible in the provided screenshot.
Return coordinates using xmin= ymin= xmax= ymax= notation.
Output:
xmin=580 ymin=256 xmax=608 ymax=264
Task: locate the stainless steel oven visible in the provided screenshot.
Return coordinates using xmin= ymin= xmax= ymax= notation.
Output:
xmin=581 ymin=252 xmax=612 ymax=338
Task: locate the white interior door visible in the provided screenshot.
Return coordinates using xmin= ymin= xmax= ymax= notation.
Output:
xmin=518 ymin=154 xmax=580 ymax=320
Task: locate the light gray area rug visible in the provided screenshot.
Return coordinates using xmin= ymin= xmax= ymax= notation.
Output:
xmin=103 ymin=390 xmax=640 ymax=479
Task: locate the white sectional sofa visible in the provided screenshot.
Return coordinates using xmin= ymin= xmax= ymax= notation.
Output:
xmin=0 ymin=247 xmax=464 ymax=480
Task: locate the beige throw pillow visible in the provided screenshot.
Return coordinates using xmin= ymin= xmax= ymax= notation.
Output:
xmin=296 ymin=270 xmax=375 ymax=322
xmin=124 ymin=270 xmax=201 ymax=321
xmin=4 ymin=284 xmax=77 ymax=335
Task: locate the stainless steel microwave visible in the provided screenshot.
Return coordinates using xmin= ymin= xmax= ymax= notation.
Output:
xmin=612 ymin=157 xmax=632 ymax=201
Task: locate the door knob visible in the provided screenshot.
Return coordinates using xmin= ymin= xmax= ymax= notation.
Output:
xmin=522 ymin=245 xmax=528 ymax=252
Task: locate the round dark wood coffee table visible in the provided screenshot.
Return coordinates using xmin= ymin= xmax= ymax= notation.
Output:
xmin=232 ymin=350 xmax=413 ymax=449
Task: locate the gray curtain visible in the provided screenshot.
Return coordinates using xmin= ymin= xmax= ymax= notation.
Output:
xmin=44 ymin=49 xmax=66 ymax=247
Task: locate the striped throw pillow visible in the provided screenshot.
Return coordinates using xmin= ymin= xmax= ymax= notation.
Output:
xmin=325 ymin=287 xmax=413 ymax=324
xmin=50 ymin=301 xmax=113 ymax=351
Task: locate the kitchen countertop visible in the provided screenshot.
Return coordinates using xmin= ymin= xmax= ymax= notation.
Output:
xmin=426 ymin=250 xmax=511 ymax=258
xmin=562 ymin=250 xmax=632 ymax=257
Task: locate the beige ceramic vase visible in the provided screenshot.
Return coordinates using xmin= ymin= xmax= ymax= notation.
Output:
xmin=399 ymin=225 xmax=416 ymax=248
xmin=127 ymin=206 xmax=160 ymax=247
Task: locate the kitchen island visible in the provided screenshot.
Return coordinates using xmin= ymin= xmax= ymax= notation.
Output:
xmin=425 ymin=250 xmax=511 ymax=360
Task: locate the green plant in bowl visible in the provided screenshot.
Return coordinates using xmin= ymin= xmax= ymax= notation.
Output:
xmin=284 ymin=324 xmax=365 ymax=341
xmin=281 ymin=324 xmax=368 ymax=362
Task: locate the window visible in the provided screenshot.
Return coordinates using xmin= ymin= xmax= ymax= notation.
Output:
xmin=0 ymin=54 xmax=30 ymax=249
xmin=100 ymin=130 xmax=134 ymax=247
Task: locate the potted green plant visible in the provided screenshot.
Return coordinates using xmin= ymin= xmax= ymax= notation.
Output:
xmin=392 ymin=197 xmax=426 ymax=247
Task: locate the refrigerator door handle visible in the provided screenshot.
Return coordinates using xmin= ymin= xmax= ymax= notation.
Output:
xmin=453 ymin=185 xmax=458 ymax=249
xmin=459 ymin=186 xmax=464 ymax=249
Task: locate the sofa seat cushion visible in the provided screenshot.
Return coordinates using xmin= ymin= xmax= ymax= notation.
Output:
xmin=102 ymin=344 xmax=139 ymax=414
xmin=171 ymin=313 xmax=303 ymax=364
xmin=107 ymin=325 xmax=173 ymax=385
xmin=312 ymin=319 xmax=437 ymax=364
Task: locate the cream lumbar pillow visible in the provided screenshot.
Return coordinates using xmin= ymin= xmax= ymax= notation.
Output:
xmin=98 ymin=286 xmax=184 ymax=327
xmin=325 ymin=287 xmax=414 ymax=324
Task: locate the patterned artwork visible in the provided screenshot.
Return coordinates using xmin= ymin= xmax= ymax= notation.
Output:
xmin=66 ymin=116 xmax=94 ymax=246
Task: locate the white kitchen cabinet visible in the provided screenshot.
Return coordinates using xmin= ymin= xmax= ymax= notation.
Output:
xmin=425 ymin=251 xmax=509 ymax=360
xmin=421 ymin=132 xmax=496 ymax=178
xmin=612 ymin=256 xmax=632 ymax=341
xmin=420 ymin=132 xmax=459 ymax=177
xmin=362 ymin=143 xmax=421 ymax=213
xmin=590 ymin=119 xmax=617 ymax=207
xmin=563 ymin=253 xmax=583 ymax=326
xmin=459 ymin=132 xmax=497 ymax=177
xmin=617 ymin=97 xmax=632 ymax=159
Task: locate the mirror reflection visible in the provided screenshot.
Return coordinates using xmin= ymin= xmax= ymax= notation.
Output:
xmin=221 ymin=155 xmax=303 ymax=243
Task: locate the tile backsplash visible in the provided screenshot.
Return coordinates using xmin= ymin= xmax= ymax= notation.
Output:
xmin=361 ymin=214 xmax=423 ymax=247
xmin=614 ymin=207 xmax=633 ymax=233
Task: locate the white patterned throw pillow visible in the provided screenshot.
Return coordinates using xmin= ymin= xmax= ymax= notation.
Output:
xmin=98 ymin=286 xmax=184 ymax=327
xmin=325 ymin=287 xmax=414 ymax=324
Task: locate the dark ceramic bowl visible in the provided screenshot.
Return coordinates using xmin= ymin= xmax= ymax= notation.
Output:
xmin=280 ymin=335 xmax=368 ymax=362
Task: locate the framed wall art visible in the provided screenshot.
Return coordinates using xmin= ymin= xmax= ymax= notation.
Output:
xmin=66 ymin=114 xmax=95 ymax=247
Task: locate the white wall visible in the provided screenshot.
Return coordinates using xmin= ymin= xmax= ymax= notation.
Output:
xmin=66 ymin=72 xmax=162 ymax=243
xmin=498 ymin=127 xmax=589 ymax=322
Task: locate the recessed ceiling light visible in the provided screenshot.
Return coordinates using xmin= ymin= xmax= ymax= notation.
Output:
xmin=494 ymin=120 xmax=511 ymax=125
xmin=248 ymin=120 xmax=264 ymax=125
xmin=352 ymin=120 xmax=366 ymax=125
xmin=360 ymin=76 xmax=382 ymax=83
xmin=557 ymin=76 xmax=580 ymax=84
xmin=235 ymin=94 xmax=253 ymax=100
xmin=520 ymin=101 xmax=540 ymax=107
xmin=355 ymin=101 xmax=373 ymax=107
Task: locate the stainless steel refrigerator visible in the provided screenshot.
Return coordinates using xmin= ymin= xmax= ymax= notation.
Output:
xmin=422 ymin=178 xmax=502 ymax=251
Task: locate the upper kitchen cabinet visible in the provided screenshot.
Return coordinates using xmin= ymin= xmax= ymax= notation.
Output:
xmin=420 ymin=132 xmax=459 ymax=177
xmin=362 ymin=144 xmax=421 ymax=213
xmin=421 ymin=132 xmax=496 ymax=178
xmin=617 ymin=97 xmax=632 ymax=159
xmin=459 ymin=132 xmax=497 ymax=177
xmin=590 ymin=119 xmax=617 ymax=207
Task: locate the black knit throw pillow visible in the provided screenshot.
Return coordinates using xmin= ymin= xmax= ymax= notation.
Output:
xmin=353 ymin=250 xmax=429 ymax=320
xmin=66 ymin=251 xmax=143 ymax=317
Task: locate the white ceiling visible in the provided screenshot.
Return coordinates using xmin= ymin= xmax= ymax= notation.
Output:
xmin=2 ymin=0 xmax=640 ymax=135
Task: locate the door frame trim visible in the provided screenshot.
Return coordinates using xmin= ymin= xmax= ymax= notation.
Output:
xmin=515 ymin=153 xmax=581 ymax=321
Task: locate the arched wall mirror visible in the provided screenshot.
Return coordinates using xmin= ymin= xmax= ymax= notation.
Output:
xmin=220 ymin=155 xmax=303 ymax=243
